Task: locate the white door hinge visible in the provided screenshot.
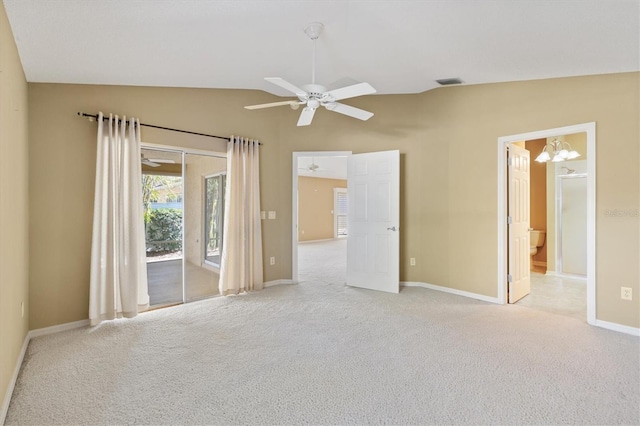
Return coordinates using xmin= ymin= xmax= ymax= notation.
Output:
xmin=507 ymin=216 xmax=513 ymax=225
xmin=507 ymin=274 xmax=513 ymax=283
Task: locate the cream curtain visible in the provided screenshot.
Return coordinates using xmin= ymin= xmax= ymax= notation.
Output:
xmin=89 ymin=112 xmax=149 ymax=326
xmin=219 ymin=136 xmax=264 ymax=295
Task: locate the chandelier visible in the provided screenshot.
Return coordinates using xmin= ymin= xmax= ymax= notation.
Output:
xmin=534 ymin=139 xmax=581 ymax=163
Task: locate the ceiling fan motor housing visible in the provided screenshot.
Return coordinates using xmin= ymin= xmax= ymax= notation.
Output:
xmin=301 ymin=84 xmax=328 ymax=98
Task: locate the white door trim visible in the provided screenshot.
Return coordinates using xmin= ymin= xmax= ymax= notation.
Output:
xmin=292 ymin=151 xmax=351 ymax=283
xmin=497 ymin=122 xmax=596 ymax=325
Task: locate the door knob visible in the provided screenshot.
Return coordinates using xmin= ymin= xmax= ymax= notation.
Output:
xmin=387 ymin=226 xmax=397 ymax=231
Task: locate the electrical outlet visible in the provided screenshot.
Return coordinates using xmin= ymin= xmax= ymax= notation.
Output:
xmin=621 ymin=287 xmax=632 ymax=300
xmin=410 ymin=258 xmax=416 ymax=266
xmin=270 ymin=257 xmax=276 ymax=266
xmin=268 ymin=211 xmax=276 ymax=220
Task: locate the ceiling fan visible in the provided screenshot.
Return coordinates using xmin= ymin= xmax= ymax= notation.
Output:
xmin=245 ymin=22 xmax=376 ymax=126
xmin=141 ymin=154 xmax=175 ymax=168
xmin=298 ymin=158 xmax=326 ymax=173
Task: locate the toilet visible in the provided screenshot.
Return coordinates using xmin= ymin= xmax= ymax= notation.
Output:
xmin=530 ymin=230 xmax=546 ymax=256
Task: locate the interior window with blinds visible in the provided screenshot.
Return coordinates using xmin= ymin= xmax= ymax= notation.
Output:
xmin=335 ymin=188 xmax=348 ymax=237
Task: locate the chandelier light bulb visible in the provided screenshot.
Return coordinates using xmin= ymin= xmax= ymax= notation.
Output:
xmin=535 ymin=151 xmax=551 ymax=162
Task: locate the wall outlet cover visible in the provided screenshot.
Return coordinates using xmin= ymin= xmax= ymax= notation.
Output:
xmin=621 ymin=287 xmax=632 ymax=300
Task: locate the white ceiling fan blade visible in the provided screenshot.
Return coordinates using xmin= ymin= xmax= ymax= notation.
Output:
xmin=148 ymin=159 xmax=175 ymax=164
xmin=265 ymin=77 xmax=307 ymax=96
xmin=142 ymin=160 xmax=160 ymax=168
xmin=326 ymin=82 xmax=376 ymax=101
xmin=327 ymin=103 xmax=374 ymax=121
xmin=245 ymin=100 xmax=301 ymax=110
xmin=297 ymin=107 xmax=316 ymax=126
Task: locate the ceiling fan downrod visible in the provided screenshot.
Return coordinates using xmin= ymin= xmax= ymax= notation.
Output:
xmin=304 ymin=22 xmax=324 ymax=85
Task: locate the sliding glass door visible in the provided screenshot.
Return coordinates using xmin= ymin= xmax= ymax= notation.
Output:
xmin=142 ymin=147 xmax=226 ymax=307
xmin=142 ymin=148 xmax=184 ymax=307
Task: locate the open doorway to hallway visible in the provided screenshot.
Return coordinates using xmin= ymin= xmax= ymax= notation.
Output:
xmin=499 ymin=123 xmax=595 ymax=324
xmin=293 ymin=152 xmax=349 ymax=285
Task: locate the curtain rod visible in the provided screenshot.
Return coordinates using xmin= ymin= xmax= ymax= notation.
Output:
xmin=77 ymin=112 xmax=256 ymax=144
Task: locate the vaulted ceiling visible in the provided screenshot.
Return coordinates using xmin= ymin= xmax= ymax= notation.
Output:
xmin=4 ymin=0 xmax=639 ymax=96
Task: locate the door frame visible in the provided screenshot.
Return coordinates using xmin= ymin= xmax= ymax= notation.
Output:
xmin=141 ymin=143 xmax=226 ymax=305
xmin=496 ymin=122 xmax=596 ymax=325
xmin=292 ymin=151 xmax=351 ymax=283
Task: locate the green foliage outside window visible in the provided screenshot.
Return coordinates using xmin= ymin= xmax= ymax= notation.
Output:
xmin=146 ymin=208 xmax=182 ymax=253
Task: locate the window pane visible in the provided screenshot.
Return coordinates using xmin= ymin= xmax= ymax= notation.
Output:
xmin=204 ymin=174 xmax=225 ymax=266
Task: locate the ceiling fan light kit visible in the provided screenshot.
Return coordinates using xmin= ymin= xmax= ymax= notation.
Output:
xmin=244 ymin=22 xmax=376 ymax=126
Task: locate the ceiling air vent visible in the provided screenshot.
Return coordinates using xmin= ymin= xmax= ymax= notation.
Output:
xmin=436 ymin=78 xmax=463 ymax=86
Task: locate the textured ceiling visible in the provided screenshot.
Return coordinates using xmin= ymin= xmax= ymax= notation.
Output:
xmin=4 ymin=0 xmax=639 ymax=96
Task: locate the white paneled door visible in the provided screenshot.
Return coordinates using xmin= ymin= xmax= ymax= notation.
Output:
xmin=347 ymin=150 xmax=400 ymax=293
xmin=508 ymin=144 xmax=531 ymax=303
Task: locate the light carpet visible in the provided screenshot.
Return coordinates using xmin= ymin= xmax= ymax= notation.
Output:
xmin=6 ymin=241 xmax=640 ymax=425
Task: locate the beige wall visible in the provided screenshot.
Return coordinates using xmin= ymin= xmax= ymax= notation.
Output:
xmin=525 ymin=138 xmax=548 ymax=266
xmin=28 ymin=83 xmax=281 ymax=328
xmin=0 ymin=1 xmax=29 ymax=414
xmin=27 ymin=72 xmax=639 ymax=330
xmin=298 ymin=176 xmax=347 ymax=242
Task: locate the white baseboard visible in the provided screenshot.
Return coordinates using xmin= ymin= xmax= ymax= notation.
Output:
xmin=594 ymin=319 xmax=640 ymax=337
xmin=297 ymin=238 xmax=335 ymax=244
xmin=0 ymin=332 xmax=30 ymax=425
xmin=264 ymin=279 xmax=296 ymax=288
xmin=28 ymin=319 xmax=90 ymax=338
xmin=401 ymin=282 xmax=638 ymax=336
xmin=400 ymin=281 xmax=501 ymax=304
xmin=1 ymin=318 xmax=90 ymax=424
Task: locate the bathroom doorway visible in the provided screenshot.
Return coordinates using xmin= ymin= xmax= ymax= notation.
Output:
xmin=497 ymin=123 xmax=596 ymax=324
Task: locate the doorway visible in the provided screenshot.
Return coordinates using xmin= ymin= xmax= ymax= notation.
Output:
xmin=292 ymin=152 xmax=350 ymax=285
xmin=292 ymin=150 xmax=401 ymax=294
xmin=141 ymin=146 xmax=226 ymax=308
xmin=497 ymin=123 xmax=596 ymax=324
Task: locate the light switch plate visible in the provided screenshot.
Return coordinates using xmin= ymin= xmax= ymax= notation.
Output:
xmin=268 ymin=211 xmax=276 ymax=220
xmin=260 ymin=211 xmax=265 ymax=220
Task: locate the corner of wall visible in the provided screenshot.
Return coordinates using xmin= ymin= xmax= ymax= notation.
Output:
xmin=0 ymin=1 xmax=30 ymax=418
